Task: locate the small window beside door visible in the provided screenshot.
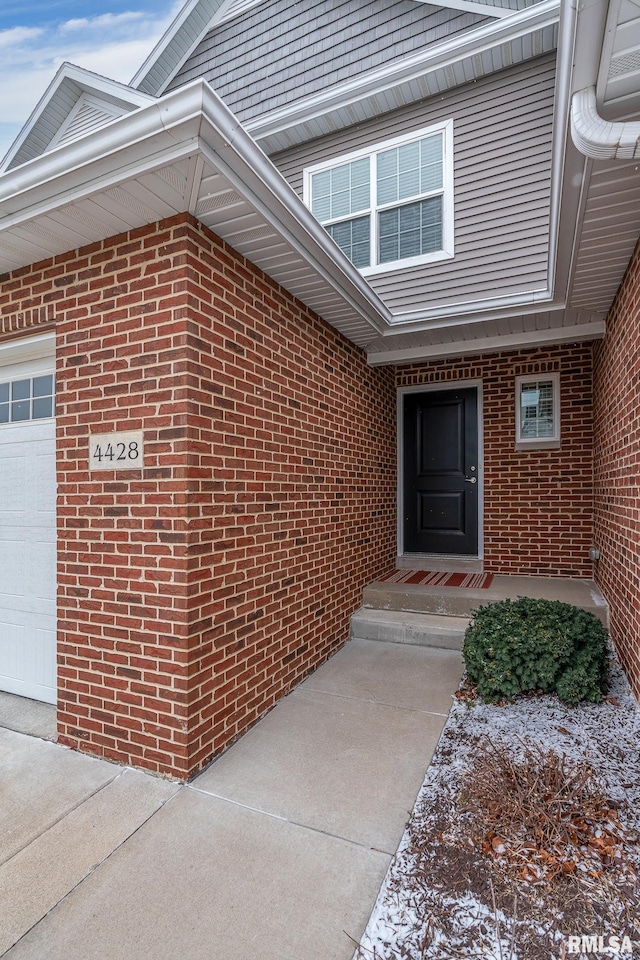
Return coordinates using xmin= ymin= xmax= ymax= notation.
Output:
xmin=515 ymin=374 xmax=560 ymax=450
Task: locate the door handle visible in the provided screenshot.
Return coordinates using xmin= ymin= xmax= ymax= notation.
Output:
xmin=465 ymin=477 xmax=477 ymax=484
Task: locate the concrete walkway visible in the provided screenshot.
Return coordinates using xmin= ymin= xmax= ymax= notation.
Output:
xmin=0 ymin=639 xmax=462 ymax=960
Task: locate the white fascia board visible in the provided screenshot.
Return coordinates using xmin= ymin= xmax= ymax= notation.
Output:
xmin=545 ymin=0 xmax=580 ymax=301
xmin=367 ymin=320 xmax=607 ymax=365
xmin=132 ymin=0 xmax=227 ymax=96
xmin=0 ymin=87 xmax=207 ymax=218
xmin=411 ymin=0 xmax=511 ymax=17
xmin=246 ymin=0 xmax=561 ymax=143
xmin=1 ymin=63 xmax=155 ymax=173
xmin=0 ymin=332 xmax=55 ymax=367
xmin=381 ymin=288 xmax=558 ymax=333
xmin=0 ymin=80 xmax=390 ymax=337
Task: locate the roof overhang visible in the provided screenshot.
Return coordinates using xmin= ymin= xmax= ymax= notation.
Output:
xmin=0 ymin=80 xmax=391 ymax=348
xmin=247 ymin=0 xmax=560 ymax=154
xmin=134 ymin=0 xmax=553 ymax=103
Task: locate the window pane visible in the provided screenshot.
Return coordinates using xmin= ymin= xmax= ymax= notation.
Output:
xmin=332 ymin=188 xmax=351 ymax=218
xmin=11 ymin=400 xmax=30 ymax=421
xmin=33 ymin=375 xmax=54 ymax=398
xmin=33 ymin=397 xmax=53 ymax=419
xmin=312 ymin=195 xmax=331 ymax=221
xmin=350 ymin=157 xmax=370 ymax=188
xmin=11 ymin=379 xmax=30 ymax=401
xmin=422 ymin=135 xmax=443 ymax=193
xmin=398 ymin=166 xmax=420 ymax=201
xmin=397 ymin=142 xmax=420 ymax=201
xmin=0 ymin=383 xmax=8 ymax=403
xmin=331 ymin=165 xmax=349 ymax=194
xmin=0 ymin=404 xmax=8 ymax=424
xmin=351 ymin=182 xmax=370 ymax=212
xmin=377 ymin=148 xmax=398 ymax=205
xmin=398 ymin=203 xmax=422 ymax=260
xmin=326 ymin=216 xmax=370 ymax=268
xmin=312 ymin=160 xmax=370 ymax=223
xmin=421 ymin=195 xmax=443 ymax=253
xmin=311 ymin=171 xmax=331 ymax=219
xmin=378 ymin=197 xmax=442 ymax=264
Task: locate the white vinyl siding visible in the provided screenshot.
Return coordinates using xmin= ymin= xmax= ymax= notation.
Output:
xmin=167 ymin=0 xmax=487 ymax=122
xmin=305 ymin=123 xmax=453 ymax=274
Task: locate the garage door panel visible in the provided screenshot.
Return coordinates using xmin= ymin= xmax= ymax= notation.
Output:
xmin=0 ymin=533 xmax=55 ymax=605
xmin=0 ymin=457 xmax=26 ymax=512
xmin=0 ymin=539 xmax=26 ymax=598
xmin=0 ymin=371 xmax=56 ymax=704
xmin=35 ymin=452 xmax=56 ymax=512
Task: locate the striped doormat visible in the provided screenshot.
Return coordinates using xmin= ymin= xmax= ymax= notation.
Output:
xmin=378 ymin=569 xmax=494 ymax=589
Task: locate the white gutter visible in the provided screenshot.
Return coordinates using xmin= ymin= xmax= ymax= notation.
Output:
xmin=544 ymin=0 xmax=581 ymax=301
xmin=247 ymin=0 xmax=560 ymax=142
xmin=571 ymin=85 xmax=640 ymax=159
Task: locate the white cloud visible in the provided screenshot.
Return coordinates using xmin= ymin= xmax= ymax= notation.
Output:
xmin=59 ymin=11 xmax=146 ymax=32
xmin=0 ymin=2 xmax=183 ymax=160
xmin=0 ymin=26 xmax=44 ymax=48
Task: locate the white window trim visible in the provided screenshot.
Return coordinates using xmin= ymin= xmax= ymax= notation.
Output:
xmin=515 ymin=373 xmax=561 ymax=450
xmin=303 ymin=121 xmax=454 ymax=276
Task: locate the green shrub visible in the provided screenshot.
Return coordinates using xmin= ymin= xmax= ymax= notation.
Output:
xmin=462 ymin=597 xmax=609 ymax=705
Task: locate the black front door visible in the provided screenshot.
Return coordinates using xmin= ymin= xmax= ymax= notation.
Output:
xmin=403 ymin=387 xmax=479 ymax=555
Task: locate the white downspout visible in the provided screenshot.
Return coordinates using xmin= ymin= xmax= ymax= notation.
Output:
xmin=571 ymin=86 xmax=640 ymax=160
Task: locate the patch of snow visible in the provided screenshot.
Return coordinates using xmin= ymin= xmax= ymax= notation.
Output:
xmin=353 ymin=654 xmax=640 ymax=960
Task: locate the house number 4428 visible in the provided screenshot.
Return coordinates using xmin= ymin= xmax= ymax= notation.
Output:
xmin=89 ymin=431 xmax=144 ymax=471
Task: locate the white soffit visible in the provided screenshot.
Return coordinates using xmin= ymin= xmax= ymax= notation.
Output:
xmin=0 ymin=81 xmax=390 ymax=348
xmin=366 ymin=310 xmax=606 ymax=364
xmin=597 ymin=0 xmax=640 ymax=116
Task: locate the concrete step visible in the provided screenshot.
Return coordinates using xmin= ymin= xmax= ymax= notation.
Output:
xmin=363 ymin=575 xmax=609 ymax=625
xmin=350 ymin=607 xmax=469 ymax=651
xmin=363 ymin=581 xmax=489 ymax=619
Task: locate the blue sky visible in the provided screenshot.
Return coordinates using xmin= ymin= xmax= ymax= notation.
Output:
xmin=0 ymin=0 xmax=183 ymax=161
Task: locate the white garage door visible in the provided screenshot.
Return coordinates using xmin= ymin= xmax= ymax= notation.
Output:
xmin=0 ymin=341 xmax=56 ymax=704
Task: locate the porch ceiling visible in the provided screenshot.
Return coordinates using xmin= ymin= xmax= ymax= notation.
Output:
xmin=365 ymin=308 xmax=606 ymax=364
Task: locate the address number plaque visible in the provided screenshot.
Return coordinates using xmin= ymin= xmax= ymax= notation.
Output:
xmin=89 ymin=431 xmax=144 ymax=471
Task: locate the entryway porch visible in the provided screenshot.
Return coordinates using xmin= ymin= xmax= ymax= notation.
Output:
xmin=352 ymin=573 xmax=609 ymax=650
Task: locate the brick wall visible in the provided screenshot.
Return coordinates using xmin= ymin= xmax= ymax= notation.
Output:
xmin=593 ymin=239 xmax=640 ymax=700
xmin=0 ymin=213 xmax=396 ymax=778
xmin=397 ymin=345 xmax=594 ymax=577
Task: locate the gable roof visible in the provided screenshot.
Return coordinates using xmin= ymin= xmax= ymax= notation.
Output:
xmin=132 ymin=0 xmax=544 ymax=100
xmin=1 ymin=64 xmax=155 ymax=174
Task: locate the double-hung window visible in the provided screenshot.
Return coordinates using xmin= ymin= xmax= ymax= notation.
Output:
xmin=304 ymin=121 xmax=453 ymax=275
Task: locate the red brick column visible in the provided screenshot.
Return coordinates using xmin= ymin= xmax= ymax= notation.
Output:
xmin=2 ymin=213 xmax=396 ymax=778
xmin=55 ymin=219 xmax=196 ymax=776
xmin=593 ymin=238 xmax=640 ymax=701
